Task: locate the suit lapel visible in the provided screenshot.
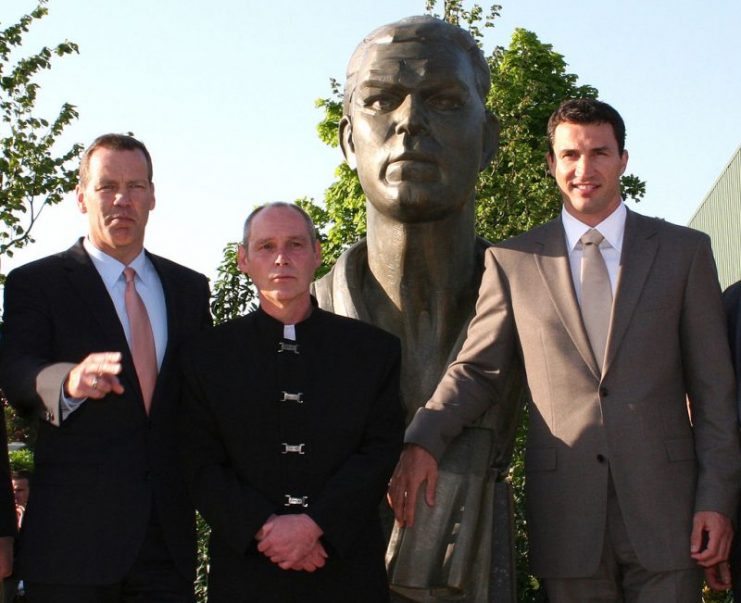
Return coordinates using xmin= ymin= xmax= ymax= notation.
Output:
xmin=533 ymin=220 xmax=601 ymax=379
xmin=602 ymin=209 xmax=659 ymax=376
xmin=63 ymin=239 xmax=144 ymax=407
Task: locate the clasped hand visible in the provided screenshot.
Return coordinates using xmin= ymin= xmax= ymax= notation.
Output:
xmin=256 ymin=514 xmax=327 ymax=572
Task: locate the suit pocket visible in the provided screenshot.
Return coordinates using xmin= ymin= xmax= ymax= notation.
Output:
xmin=525 ymin=447 xmax=557 ymax=472
xmin=664 ymin=438 xmax=696 ymax=462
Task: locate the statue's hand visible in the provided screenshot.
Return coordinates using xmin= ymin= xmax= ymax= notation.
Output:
xmin=387 ymin=443 xmax=438 ymax=527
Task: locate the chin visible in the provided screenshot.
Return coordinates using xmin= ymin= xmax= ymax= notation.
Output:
xmin=373 ymin=185 xmax=465 ymax=224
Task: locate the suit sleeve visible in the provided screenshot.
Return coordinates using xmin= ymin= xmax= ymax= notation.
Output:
xmin=681 ymin=239 xmax=741 ymax=518
xmin=0 ymin=267 xmax=72 ymax=426
xmin=406 ymin=247 xmax=519 ymax=460
xmin=307 ymin=338 xmax=404 ymax=557
xmin=178 ymin=343 xmax=275 ymax=555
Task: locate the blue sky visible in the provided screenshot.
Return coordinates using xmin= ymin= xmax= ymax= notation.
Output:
xmin=2 ymin=0 xmax=739 ymax=280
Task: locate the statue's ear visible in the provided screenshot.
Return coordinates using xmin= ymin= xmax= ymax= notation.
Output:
xmin=339 ymin=116 xmax=357 ymax=169
xmin=480 ymin=110 xmax=500 ymax=171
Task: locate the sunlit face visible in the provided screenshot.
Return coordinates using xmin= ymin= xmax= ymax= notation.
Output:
xmin=76 ymin=147 xmax=155 ymax=265
xmin=238 ymin=206 xmax=321 ymax=316
xmin=342 ymin=38 xmax=495 ymax=223
xmin=547 ymin=121 xmax=628 ymax=227
xmin=12 ymin=478 xmax=29 ymax=508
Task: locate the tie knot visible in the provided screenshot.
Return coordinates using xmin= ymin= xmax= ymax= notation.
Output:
xmin=123 ymin=267 xmax=137 ymax=284
xmin=581 ymin=229 xmax=605 ymax=247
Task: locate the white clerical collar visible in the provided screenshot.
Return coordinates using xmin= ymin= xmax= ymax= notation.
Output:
xmin=561 ymin=202 xmax=626 ymax=254
xmin=283 ymin=324 xmax=297 ymax=341
xmin=83 ymin=238 xmax=149 ymax=288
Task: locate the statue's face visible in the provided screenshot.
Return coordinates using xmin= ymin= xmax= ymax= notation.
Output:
xmin=343 ymin=38 xmax=493 ymax=223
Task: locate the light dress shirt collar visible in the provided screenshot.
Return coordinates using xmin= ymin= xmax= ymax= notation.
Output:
xmin=561 ymin=202 xmax=627 ymax=256
xmin=83 ymin=238 xmax=151 ymax=287
xmin=561 ymin=202 xmax=627 ymax=300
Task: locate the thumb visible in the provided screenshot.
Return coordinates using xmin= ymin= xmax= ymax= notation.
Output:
xmin=690 ymin=517 xmax=704 ymax=554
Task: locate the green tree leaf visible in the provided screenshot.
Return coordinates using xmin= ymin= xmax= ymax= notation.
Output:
xmin=0 ymin=0 xmax=82 ymax=274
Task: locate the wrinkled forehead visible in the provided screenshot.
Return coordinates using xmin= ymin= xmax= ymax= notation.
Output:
xmin=354 ymin=40 xmax=476 ymax=94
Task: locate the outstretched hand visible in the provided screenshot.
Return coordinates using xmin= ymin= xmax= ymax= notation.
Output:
xmin=65 ymin=352 xmax=124 ymax=399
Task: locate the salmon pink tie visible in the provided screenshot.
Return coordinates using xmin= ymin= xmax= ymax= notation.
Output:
xmin=123 ymin=267 xmax=157 ymax=413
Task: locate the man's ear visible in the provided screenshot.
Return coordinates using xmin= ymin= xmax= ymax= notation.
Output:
xmin=237 ymin=243 xmax=250 ymax=276
xmin=76 ymin=185 xmax=88 ymax=214
xmin=480 ymin=111 xmax=500 ymax=171
xmin=339 ymin=116 xmax=357 ymax=169
xmin=619 ymin=149 xmax=629 ymax=175
xmin=546 ymin=151 xmax=556 ymax=177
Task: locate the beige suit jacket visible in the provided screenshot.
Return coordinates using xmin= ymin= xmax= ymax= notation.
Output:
xmin=407 ymin=208 xmax=741 ymax=578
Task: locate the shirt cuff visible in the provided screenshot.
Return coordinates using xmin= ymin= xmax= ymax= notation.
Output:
xmin=59 ymin=387 xmax=86 ymax=421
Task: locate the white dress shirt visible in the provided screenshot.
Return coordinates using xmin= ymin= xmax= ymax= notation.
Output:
xmin=61 ymin=239 xmax=168 ymax=419
xmin=561 ymin=202 xmax=626 ymax=306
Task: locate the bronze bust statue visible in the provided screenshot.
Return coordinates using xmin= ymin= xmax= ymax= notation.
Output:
xmin=314 ymin=16 xmax=521 ymax=602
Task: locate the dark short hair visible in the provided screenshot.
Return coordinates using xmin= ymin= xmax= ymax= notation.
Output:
xmin=242 ymin=202 xmax=318 ymax=248
xmin=12 ymin=470 xmax=32 ymax=482
xmin=547 ymin=98 xmax=626 ymax=156
xmin=343 ymin=15 xmax=491 ymax=116
xmin=79 ymin=133 xmax=153 ymax=187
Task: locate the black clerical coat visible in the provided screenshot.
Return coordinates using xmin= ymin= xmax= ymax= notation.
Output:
xmin=179 ymin=306 xmax=404 ymax=602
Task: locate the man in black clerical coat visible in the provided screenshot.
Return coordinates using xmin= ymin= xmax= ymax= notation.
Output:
xmin=179 ymin=202 xmax=404 ymax=602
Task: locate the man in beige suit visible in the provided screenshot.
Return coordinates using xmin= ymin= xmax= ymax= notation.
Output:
xmin=389 ymin=98 xmax=741 ymax=601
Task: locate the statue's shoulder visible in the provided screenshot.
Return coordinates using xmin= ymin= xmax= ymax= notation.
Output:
xmin=312 ymin=238 xmax=368 ymax=313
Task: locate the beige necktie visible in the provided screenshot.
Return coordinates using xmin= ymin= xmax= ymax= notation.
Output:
xmin=124 ymin=267 xmax=157 ymax=413
xmin=580 ymin=229 xmax=612 ymax=371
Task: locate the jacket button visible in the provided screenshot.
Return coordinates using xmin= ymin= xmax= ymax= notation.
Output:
xmin=599 ymin=387 xmax=609 ymax=397
xmin=596 ymin=454 xmax=606 ymax=463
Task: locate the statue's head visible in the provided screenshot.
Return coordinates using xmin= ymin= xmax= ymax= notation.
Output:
xmin=341 ymin=16 xmax=499 ymax=224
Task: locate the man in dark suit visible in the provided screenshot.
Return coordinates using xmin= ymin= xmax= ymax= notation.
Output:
xmin=0 ymin=134 xmax=211 ymax=602
xmin=724 ymin=279 xmax=741 ymax=598
xmin=389 ymin=99 xmax=741 ymax=601
xmin=179 ymin=202 xmax=404 ymax=602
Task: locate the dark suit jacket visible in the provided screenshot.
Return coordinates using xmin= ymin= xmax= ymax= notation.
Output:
xmin=0 ymin=239 xmax=211 ymax=585
xmin=179 ymin=306 xmax=404 ymax=602
xmin=724 ymin=280 xmax=741 ymax=418
xmin=408 ymin=209 xmax=741 ymax=578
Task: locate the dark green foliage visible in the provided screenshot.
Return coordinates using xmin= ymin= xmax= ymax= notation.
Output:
xmin=0 ymin=0 xmax=82 ymax=272
xmin=194 ymin=512 xmax=210 ymax=602
xmin=8 ymin=446 xmax=33 ymax=472
xmin=210 ymin=241 xmax=255 ymax=324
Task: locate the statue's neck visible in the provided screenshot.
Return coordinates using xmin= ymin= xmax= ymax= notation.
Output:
xmin=365 ymin=203 xmax=477 ymax=312
xmin=363 ymin=201 xmax=480 ymax=418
